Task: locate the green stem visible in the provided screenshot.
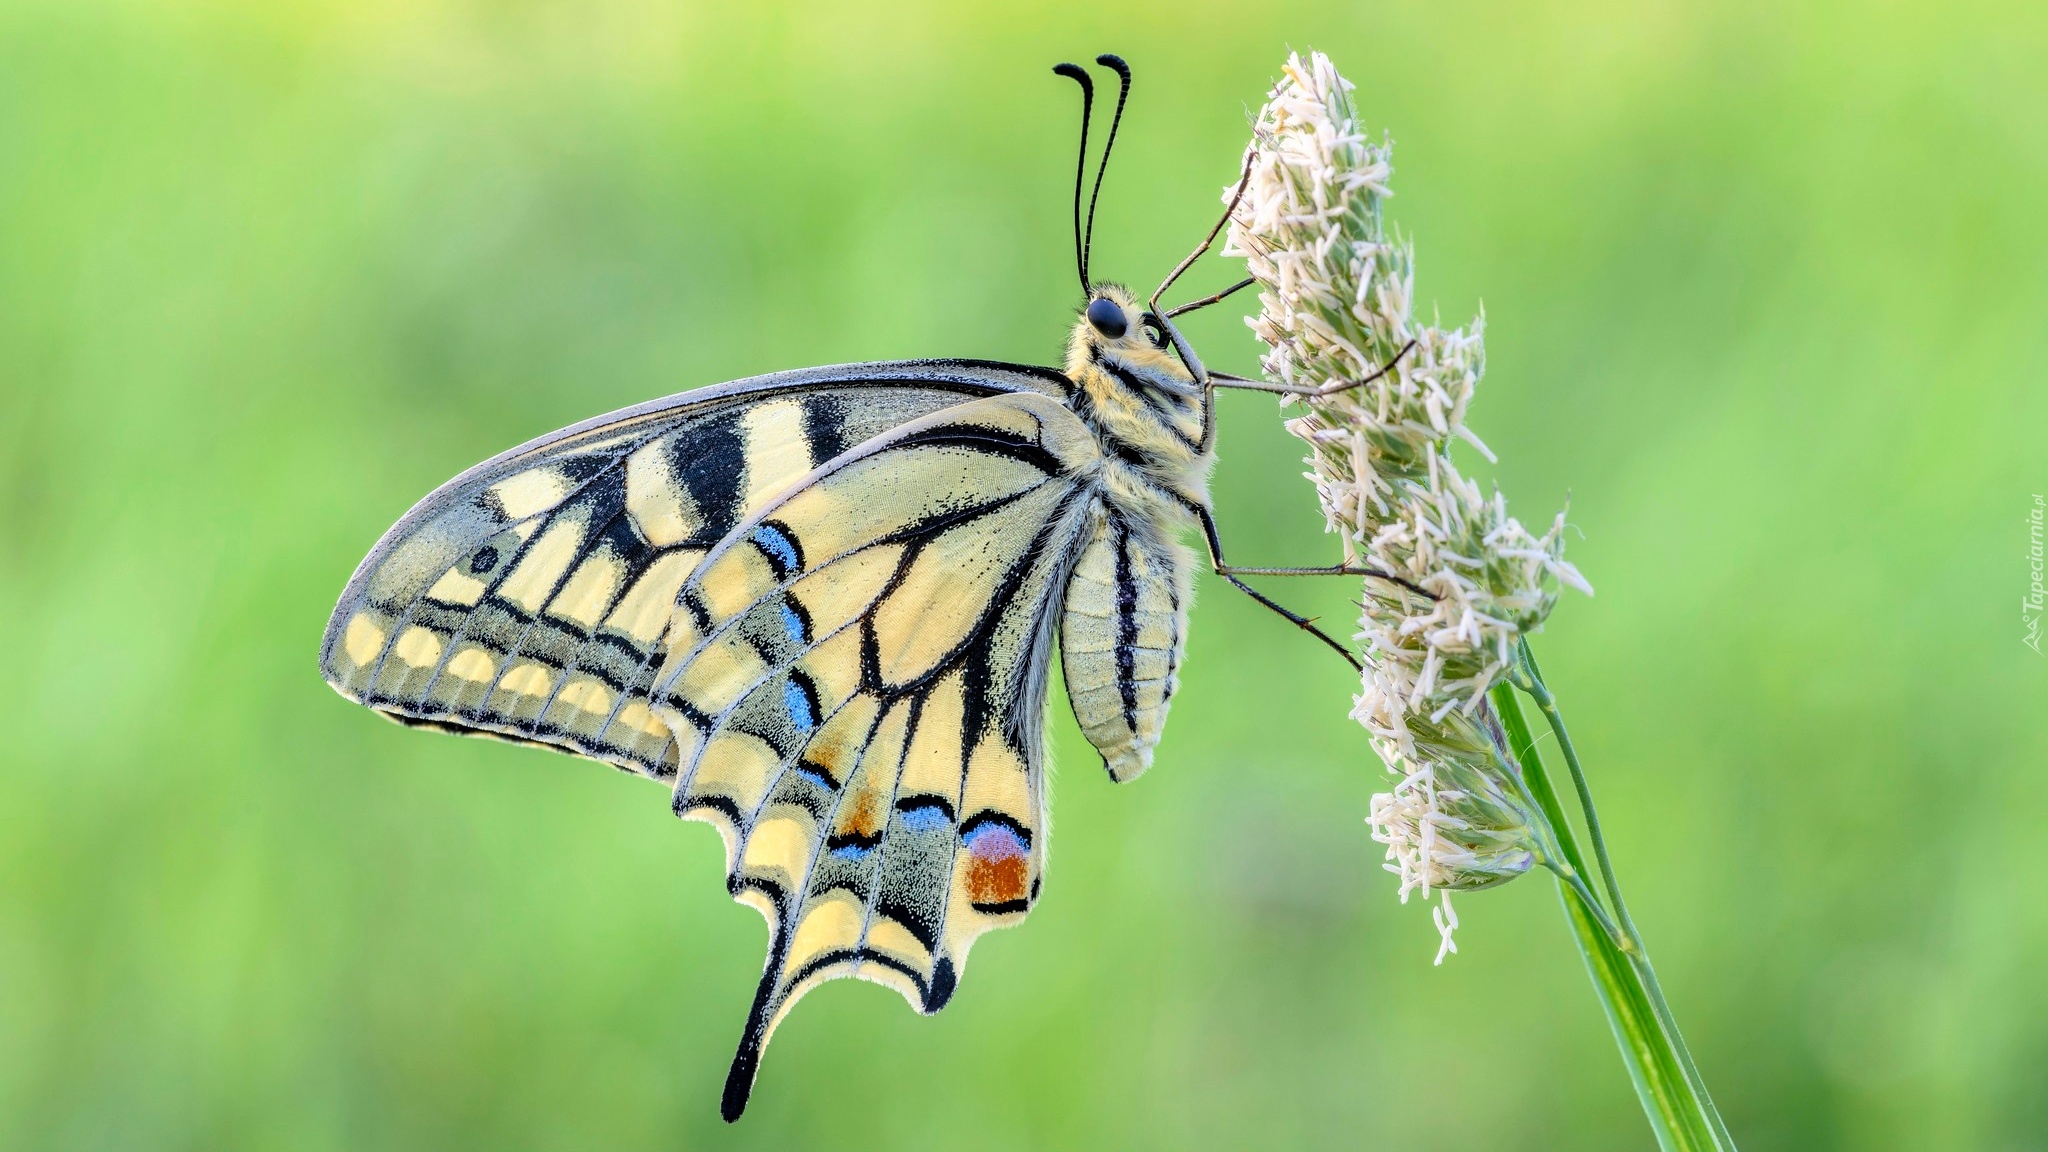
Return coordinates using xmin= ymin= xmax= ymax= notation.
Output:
xmin=1515 ymin=644 xmax=1633 ymax=947
xmin=1513 ymin=639 xmax=1736 ymax=1149
xmin=1483 ymin=687 xmax=1628 ymax=950
xmin=1487 ymin=676 xmax=1736 ymax=1151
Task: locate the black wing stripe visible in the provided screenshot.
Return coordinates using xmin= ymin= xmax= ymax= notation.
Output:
xmin=1111 ymin=513 xmax=1140 ymax=731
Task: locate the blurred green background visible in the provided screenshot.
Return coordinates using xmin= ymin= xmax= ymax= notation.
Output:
xmin=3 ymin=0 xmax=2044 ymax=1148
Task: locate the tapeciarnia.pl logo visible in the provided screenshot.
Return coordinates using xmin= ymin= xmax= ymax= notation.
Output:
xmin=2027 ymin=494 xmax=2045 ymax=655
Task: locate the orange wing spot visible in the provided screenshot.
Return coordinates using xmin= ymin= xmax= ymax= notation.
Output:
xmin=966 ymin=854 xmax=1028 ymax=905
xmin=962 ymin=819 xmax=1030 ymax=906
xmin=804 ymin=691 xmax=881 ymax=784
xmin=840 ymin=790 xmax=883 ymax=839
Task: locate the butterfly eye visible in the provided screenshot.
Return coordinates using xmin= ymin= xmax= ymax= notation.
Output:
xmin=1085 ymin=297 xmax=1127 ymax=339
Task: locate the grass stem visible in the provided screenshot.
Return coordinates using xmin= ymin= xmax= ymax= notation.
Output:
xmin=1488 ymin=672 xmax=1736 ymax=1151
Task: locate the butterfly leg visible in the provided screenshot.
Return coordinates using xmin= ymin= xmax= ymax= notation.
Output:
xmin=1219 ymin=569 xmax=1362 ymax=672
xmin=1206 ymin=338 xmax=1419 ymax=399
xmin=1187 ymin=490 xmax=1431 ymax=599
xmin=1163 ymin=277 xmax=1255 ymax=320
xmin=1151 ymin=153 xmax=1253 ymax=317
xmin=1187 ymin=502 xmax=1405 ymax=671
xmin=1192 ymin=340 xmax=1419 ymax=459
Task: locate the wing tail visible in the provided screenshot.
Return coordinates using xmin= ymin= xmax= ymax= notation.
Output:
xmin=722 ymin=948 xmax=783 ymax=1122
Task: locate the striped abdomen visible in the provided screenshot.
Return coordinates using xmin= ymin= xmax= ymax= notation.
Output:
xmin=1058 ymin=504 xmax=1191 ymax=782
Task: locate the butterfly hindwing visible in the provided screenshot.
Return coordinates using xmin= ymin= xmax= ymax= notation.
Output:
xmin=643 ymin=393 xmax=1105 ymax=1119
xmin=320 ymin=362 xmax=1067 ymax=779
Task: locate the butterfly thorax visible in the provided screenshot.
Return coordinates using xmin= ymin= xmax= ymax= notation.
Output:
xmin=1062 ymin=283 xmax=1212 ymax=522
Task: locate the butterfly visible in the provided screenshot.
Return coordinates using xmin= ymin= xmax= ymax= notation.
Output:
xmin=319 ymin=54 xmax=1413 ymax=1120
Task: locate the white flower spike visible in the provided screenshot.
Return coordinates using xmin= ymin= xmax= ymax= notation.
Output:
xmin=1225 ymin=51 xmax=1590 ymax=959
xmin=1216 ymin=54 xmax=1736 ymax=1149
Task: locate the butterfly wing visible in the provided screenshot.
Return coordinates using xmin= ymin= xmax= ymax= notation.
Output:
xmin=650 ymin=392 xmax=1103 ymax=1119
xmin=321 ymin=360 xmax=1068 ymax=776
xmin=321 ymin=366 xmax=1104 ymax=1120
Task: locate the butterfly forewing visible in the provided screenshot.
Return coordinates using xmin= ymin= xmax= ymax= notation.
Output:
xmin=321 ymin=363 xmax=1066 ymax=780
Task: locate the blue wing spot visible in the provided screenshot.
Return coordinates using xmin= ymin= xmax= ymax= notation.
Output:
xmin=898 ymin=802 xmax=951 ymax=834
xmin=753 ymin=521 xmax=802 ymax=579
xmin=783 ymin=677 xmax=817 ymax=735
xmin=829 ymin=843 xmax=873 ymax=861
xmin=779 ymin=601 xmax=809 ymax=645
xmin=963 ymin=820 xmax=1029 ymax=863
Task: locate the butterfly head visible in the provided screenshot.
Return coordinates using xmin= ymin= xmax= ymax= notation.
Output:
xmin=1053 ymin=57 xmax=1210 ymax=463
xmin=1063 ymin=282 xmax=1207 ymax=464
xmin=1067 ymin=283 xmax=1199 ymax=393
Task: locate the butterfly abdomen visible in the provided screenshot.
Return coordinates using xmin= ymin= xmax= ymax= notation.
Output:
xmin=1057 ymin=503 xmax=1192 ymax=783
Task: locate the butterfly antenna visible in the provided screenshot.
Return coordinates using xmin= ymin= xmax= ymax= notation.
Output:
xmin=1154 ymin=149 xmax=1253 ymax=312
xmin=1084 ymin=53 xmax=1132 ymax=289
xmin=1053 ymin=62 xmax=1095 ymax=295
